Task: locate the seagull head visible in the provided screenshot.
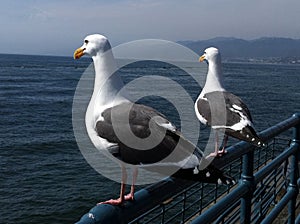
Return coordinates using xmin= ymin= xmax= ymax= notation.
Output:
xmin=74 ymin=34 xmax=111 ymax=59
xmin=199 ymin=47 xmax=221 ymax=64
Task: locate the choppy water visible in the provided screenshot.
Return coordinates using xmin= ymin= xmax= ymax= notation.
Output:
xmin=1 ymin=54 xmax=300 ymax=223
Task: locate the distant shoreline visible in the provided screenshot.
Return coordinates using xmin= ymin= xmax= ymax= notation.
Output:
xmin=223 ymin=57 xmax=300 ymax=65
xmin=1 ymin=53 xmax=300 ymax=66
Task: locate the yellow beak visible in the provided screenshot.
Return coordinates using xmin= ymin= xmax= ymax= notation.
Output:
xmin=73 ymin=47 xmax=85 ymax=59
xmin=199 ymin=54 xmax=206 ymax=62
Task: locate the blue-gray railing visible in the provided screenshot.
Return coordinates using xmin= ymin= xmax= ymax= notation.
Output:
xmin=75 ymin=113 xmax=300 ymax=224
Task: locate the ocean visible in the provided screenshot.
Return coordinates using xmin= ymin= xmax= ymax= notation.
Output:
xmin=1 ymin=54 xmax=300 ymax=224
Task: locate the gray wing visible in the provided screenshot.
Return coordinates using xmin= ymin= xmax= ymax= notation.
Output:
xmin=96 ymin=102 xmax=201 ymax=166
xmin=197 ymin=91 xmax=253 ymax=127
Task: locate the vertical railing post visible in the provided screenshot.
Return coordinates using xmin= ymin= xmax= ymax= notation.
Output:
xmin=288 ymin=113 xmax=300 ymax=224
xmin=240 ymin=150 xmax=255 ymax=224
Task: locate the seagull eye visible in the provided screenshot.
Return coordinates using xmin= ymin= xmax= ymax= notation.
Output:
xmin=84 ymin=40 xmax=89 ymax=44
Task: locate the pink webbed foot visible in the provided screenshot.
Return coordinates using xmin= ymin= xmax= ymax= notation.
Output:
xmin=97 ymin=193 xmax=134 ymax=206
xmin=97 ymin=198 xmax=124 ymax=206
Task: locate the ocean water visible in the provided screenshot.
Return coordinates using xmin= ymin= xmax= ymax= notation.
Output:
xmin=1 ymin=54 xmax=300 ymax=224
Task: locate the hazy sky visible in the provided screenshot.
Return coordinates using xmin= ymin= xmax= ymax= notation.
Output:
xmin=1 ymin=0 xmax=300 ymax=56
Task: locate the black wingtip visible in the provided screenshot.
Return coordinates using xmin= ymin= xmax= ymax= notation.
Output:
xmin=206 ymin=165 xmax=235 ymax=185
xmin=236 ymin=126 xmax=266 ymax=148
xmin=172 ymin=166 xmax=235 ymax=186
xmin=217 ymin=173 xmax=236 ymax=185
xmin=249 ymin=136 xmax=266 ymax=148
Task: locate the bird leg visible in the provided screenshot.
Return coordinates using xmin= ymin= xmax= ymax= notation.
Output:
xmin=219 ymin=135 xmax=228 ymax=155
xmin=206 ymin=132 xmax=227 ymax=158
xmin=98 ymin=166 xmax=127 ymax=205
xmin=124 ymin=167 xmax=138 ymax=201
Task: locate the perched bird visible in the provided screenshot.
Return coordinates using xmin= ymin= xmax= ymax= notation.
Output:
xmin=195 ymin=47 xmax=264 ymax=158
xmin=74 ymin=35 xmax=234 ymax=205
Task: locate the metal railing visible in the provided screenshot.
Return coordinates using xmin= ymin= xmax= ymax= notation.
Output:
xmin=75 ymin=113 xmax=300 ymax=224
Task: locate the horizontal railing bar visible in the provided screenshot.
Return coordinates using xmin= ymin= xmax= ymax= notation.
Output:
xmin=252 ymin=184 xmax=270 ymax=202
xmin=254 ymin=144 xmax=297 ymax=184
xmin=162 ymin=198 xmax=183 ymax=211
xmin=164 ymin=211 xmax=182 ymax=224
xmin=190 ymin=184 xmax=248 ymax=224
xmin=143 ymin=208 xmax=165 ymax=224
xmin=138 ymin=212 xmax=160 ymax=224
xmin=214 ymin=199 xmax=240 ymax=223
xmin=261 ymin=188 xmax=298 ymax=224
xmin=76 ymin=178 xmax=194 ymax=224
xmin=225 ymin=211 xmax=240 ymax=224
xmin=229 ymin=162 xmax=242 ymax=170
xmin=185 ymin=210 xmax=201 ymax=222
xmin=186 ymin=184 xmax=202 ymax=196
xmin=260 ymin=194 xmax=275 ymax=214
xmin=185 ymin=199 xmax=202 ymax=211
xmin=127 ymin=204 xmax=160 ymax=224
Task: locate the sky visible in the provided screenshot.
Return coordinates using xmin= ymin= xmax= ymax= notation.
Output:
xmin=0 ymin=0 xmax=300 ymax=56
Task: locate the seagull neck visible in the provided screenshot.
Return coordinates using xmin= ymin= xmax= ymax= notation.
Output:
xmin=202 ymin=60 xmax=225 ymax=94
xmin=91 ymin=50 xmax=126 ymax=106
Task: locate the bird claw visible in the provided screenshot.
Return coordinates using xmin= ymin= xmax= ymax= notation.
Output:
xmin=206 ymin=149 xmax=227 ymax=159
xmin=218 ymin=148 xmax=227 ymax=156
xmin=124 ymin=193 xmax=135 ymax=201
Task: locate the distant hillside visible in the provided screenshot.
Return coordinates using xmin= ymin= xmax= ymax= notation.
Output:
xmin=178 ymin=37 xmax=300 ymax=63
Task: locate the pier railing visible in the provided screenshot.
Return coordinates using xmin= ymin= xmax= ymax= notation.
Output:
xmin=75 ymin=113 xmax=300 ymax=224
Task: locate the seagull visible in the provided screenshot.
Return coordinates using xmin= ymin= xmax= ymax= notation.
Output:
xmin=74 ymin=35 xmax=234 ymax=206
xmin=195 ymin=47 xmax=264 ymax=158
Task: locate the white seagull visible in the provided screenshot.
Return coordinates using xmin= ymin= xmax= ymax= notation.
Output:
xmin=74 ymin=35 xmax=234 ymax=205
xmin=195 ymin=47 xmax=264 ymax=158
